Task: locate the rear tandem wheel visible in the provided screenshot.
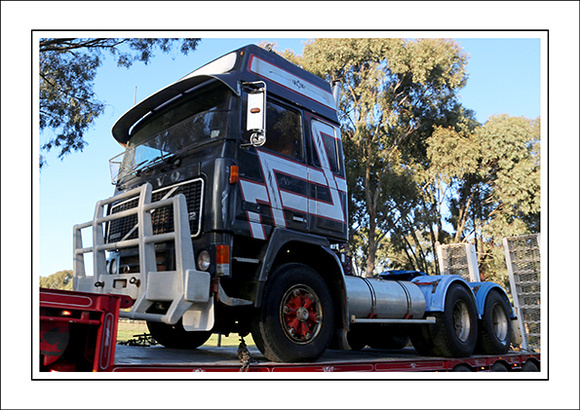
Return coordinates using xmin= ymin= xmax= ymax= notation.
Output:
xmin=411 ymin=283 xmax=478 ymax=358
xmin=476 ymin=290 xmax=512 ymax=355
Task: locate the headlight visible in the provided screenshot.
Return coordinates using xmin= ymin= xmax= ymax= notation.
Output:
xmin=197 ymin=250 xmax=211 ymax=271
xmin=109 ymin=258 xmax=117 ymax=275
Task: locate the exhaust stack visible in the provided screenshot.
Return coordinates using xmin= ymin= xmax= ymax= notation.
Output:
xmin=331 ymin=80 xmax=341 ymax=110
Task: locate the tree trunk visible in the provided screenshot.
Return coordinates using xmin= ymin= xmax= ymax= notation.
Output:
xmin=363 ymin=141 xmax=378 ymax=278
xmin=454 ymin=189 xmax=475 ymax=243
xmin=365 ymin=216 xmax=376 ymax=278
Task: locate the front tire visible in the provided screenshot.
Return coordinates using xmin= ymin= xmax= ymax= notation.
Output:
xmin=146 ymin=320 xmax=212 ymax=349
xmin=251 ymin=264 xmax=334 ymax=363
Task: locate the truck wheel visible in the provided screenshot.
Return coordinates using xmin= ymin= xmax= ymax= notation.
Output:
xmin=346 ymin=327 xmax=368 ymax=350
xmin=409 ymin=324 xmax=435 ymax=356
xmin=476 ymin=291 xmax=512 ymax=355
xmin=146 ymin=319 xmax=212 ymax=349
xmin=368 ymin=327 xmax=410 ymax=350
xmin=251 ymin=263 xmax=334 ymax=362
xmin=430 ymin=284 xmax=478 ymax=357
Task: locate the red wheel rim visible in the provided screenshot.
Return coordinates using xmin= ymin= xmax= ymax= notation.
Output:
xmin=280 ymin=284 xmax=322 ymax=344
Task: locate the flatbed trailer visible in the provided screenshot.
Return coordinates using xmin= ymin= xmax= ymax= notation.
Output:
xmin=112 ymin=344 xmax=539 ymax=373
xmin=39 ymin=288 xmax=539 ymax=373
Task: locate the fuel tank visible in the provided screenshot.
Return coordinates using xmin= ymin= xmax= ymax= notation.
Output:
xmin=344 ymin=275 xmax=426 ymax=319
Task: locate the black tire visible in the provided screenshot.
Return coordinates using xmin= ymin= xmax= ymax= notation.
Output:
xmin=491 ymin=361 xmax=510 ymax=372
xmin=146 ymin=319 xmax=212 ymax=349
xmin=251 ymin=263 xmax=335 ymax=363
xmin=368 ymin=326 xmax=410 ymax=350
xmin=430 ymin=284 xmax=478 ymax=357
xmin=346 ymin=327 xmax=368 ymax=351
xmin=409 ymin=323 xmax=436 ymax=356
xmin=476 ymin=291 xmax=512 ymax=355
xmin=451 ymin=364 xmax=473 ymax=372
xmin=522 ymin=360 xmax=540 ymax=372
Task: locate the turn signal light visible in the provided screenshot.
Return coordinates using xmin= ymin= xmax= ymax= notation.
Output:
xmin=216 ymin=245 xmax=230 ymax=264
xmin=229 ymin=165 xmax=239 ymax=184
xmin=216 ymin=245 xmax=230 ymax=276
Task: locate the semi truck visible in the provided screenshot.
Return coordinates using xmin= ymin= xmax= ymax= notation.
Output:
xmin=69 ymin=44 xmax=523 ymax=365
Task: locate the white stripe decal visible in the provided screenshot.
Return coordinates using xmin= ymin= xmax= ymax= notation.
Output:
xmin=238 ymin=121 xmax=346 ymax=238
xmin=249 ymin=56 xmax=336 ymax=111
xmin=240 ymin=179 xmax=269 ymax=239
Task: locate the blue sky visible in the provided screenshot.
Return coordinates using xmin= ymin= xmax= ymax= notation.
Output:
xmin=37 ymin=35 xmax=543 ymax=277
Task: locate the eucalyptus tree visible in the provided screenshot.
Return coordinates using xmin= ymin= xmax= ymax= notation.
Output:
xmin=298 ymin=38 xmax=469 ymax=277
xmin=426 ymin=114 xmax=540 ymax=283
xmin=39 ymin=38 xmax=200 ymax=168
xmin=39 ymin=270 xmax=73 ymax=290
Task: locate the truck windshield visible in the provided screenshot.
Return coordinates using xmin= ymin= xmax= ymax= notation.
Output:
xmin=110 ymin=82 xmax=231 ymax=184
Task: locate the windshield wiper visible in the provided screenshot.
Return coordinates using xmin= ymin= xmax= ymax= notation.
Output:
xmin=136 ymin=152 xmax=177 ymax=175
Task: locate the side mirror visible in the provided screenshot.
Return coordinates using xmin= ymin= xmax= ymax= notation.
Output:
xmin=245 ymin=82 xmax=266 ymax=147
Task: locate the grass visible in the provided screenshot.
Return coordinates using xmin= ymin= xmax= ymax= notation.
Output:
xmin=117 ymin=320 xmax=255 ymax=347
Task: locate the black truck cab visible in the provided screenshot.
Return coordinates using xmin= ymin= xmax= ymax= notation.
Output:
xmin=98 ymin=45 xmax=349 ymax=360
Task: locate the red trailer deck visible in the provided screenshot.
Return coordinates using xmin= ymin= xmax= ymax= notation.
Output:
xmin=112 ymin=344 xmax=539 ymax=373
xmin=40 ymin=288 xmax=539 ymax=373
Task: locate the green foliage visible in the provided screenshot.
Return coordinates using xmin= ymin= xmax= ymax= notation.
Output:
xmin=286 ymin=39 xmax=540 ymax=280
xmin=39 ymin=270 xmax=73 ymax=290
xmin=39 ymin=38 xmax=200 ymax=168
xmin=425 ymin=114 xmax=540 ymax=281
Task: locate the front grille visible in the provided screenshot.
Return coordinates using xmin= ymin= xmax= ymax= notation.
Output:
xmin=106 ymin=179 xmax=204 ymax=243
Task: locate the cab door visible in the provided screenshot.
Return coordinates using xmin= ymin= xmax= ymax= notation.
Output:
xmin=237 ymin=97 xmax=309 ymax=239
xmin=308 ymin=119 xmax=348 ymax=239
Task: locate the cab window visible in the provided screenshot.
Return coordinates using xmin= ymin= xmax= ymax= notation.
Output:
xmin=311 ymin=120 xmax=343 ymax=175
xmin=263 ymin=101 xmax=304 ymax=161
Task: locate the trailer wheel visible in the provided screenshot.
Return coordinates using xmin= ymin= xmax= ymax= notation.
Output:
xmin=522 ymin=360 xmax=540 ymax=372
xmin=476 ymin=291 xmax=512 ymax=355
xmin=146 ymin=320 xmax=212 ymax=349
xmin=451 ymin=364 xmax=473 ymax=372
xmin=430 ymin=284 xmax=478 ymax=357
xmin=251 ymin=263 xmax=334 ymax=362
xmin=491 ymin=361 xmax=510 ymax=372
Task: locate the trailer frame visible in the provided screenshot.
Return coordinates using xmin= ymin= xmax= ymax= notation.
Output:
xmin=39 ymin=288 xmax=540 ymax=375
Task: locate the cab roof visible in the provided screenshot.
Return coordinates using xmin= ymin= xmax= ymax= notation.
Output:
xmin=111 ymin=44 xmax=338 ymax=145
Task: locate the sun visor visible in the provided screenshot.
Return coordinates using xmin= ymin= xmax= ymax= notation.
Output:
xmin=112 ymin=74 xmax=239 ymax=145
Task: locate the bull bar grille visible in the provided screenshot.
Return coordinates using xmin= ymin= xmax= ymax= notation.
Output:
xmin=106 ymin=178 xmax=204 ymax=243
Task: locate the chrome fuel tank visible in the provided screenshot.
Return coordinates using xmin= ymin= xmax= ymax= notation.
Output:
xmin=344 ymin=275 xmax=426 ymax=319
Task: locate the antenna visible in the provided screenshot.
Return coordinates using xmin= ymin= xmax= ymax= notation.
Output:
xmin=133 ymin=86 xmax=137 ymax=106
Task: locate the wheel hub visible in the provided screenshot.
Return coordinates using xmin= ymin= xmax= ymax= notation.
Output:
xmin=296 ymin=307 xmax=309 ymax=322
xmin=492 ymin=303 xmax=509 ymax=341
xmin=452 ymin=300 xmax=471 ymax=342
xmin=280 ymin=285 xmax=322 ymax=344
